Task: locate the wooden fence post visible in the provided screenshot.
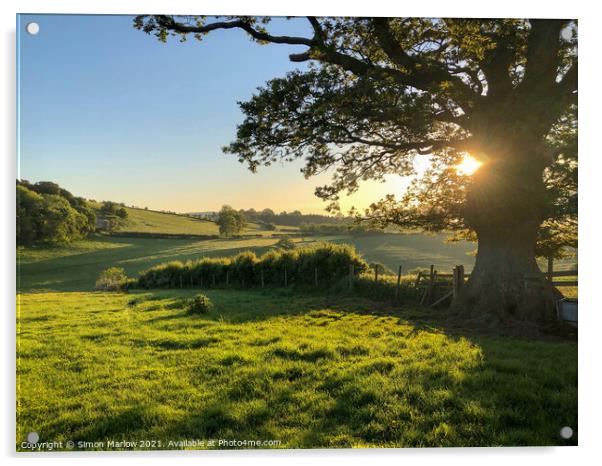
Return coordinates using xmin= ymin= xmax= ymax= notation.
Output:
xmin=450 ymin=264 xmax=465 ymax=304
xmin=421 ymin=265 xmax=435 ymax=306
xmin=374 ymin=264 xmax=379 ymax=282
xmin=452 ymin=266 xmax=459 ymax=300
xmin=547 ymin=256 xmax=554 ymax=282
xmin=395 ymin=265 xmax=402 ymax=300
xmin=349 ymin=264 xmax=355 ymax=291
xmin=414 ymin=271 xmax=422 ymax=288
xmin=429 ymin=270 xmax=437 ymax=305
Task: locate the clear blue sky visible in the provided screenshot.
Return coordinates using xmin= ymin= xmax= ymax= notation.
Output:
xmin=17 ymin=14 xmax=408 ymax=213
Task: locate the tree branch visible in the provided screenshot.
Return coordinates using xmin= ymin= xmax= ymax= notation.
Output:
xmin=153 ymin=15 xmax=315 ymax=46
xmin=478 ymin=34 xmax=515 ymax=99
xmin=148 ymin=15 xmax=478 ymax=118
xmin=521 ymin=19 xmax=567 ymax=91
xmin=370 ymin=17 xmax=480 ymax=108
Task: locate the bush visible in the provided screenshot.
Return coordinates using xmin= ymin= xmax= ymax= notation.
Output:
xmin=274 ymin=237 xmax=296 ymax=250
xmin=95 ymin=267 xmax=129 ymax=291
xmin=188 ymin=294 xmax=214 ymax=314
xmin=137 ymin=242 xmax=369 ymax=289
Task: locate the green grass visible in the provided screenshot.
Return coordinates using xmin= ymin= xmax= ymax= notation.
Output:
xmin=114 ymin=207 xmax=219 ymax=235
xmin=17 ymin=235 xmax=303 ymax=291
xmin=16 ymin=289 xmax=577 ymax=450
xmin=108 ymin=207 xmax=300 ymax=237
xmin=334 ymin=233 xmax=476 ymax=273
xmin=17 ymin=233 xmax=479 ymax=292
xmin=243 ymin=223 xmax=299 ymax=237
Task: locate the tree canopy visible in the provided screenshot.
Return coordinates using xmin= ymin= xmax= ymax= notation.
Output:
xmin=17 ymin=181 xmax=97 ymax=245
xmin=217 ymin=205 xmax=247 ymax=237
xmin=135 ymin=16 xmax=577 ymax=258
xmin=135 ymin=16 xmax=578 ymax=322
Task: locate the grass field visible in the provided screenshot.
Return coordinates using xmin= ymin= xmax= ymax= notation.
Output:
xmin=17 ymin=289 xmax=577 ymax=449
xmin=17 ymin=235 xmax=336 ymax=291
xmin=17 ymin=233 xmax=483 ymax=292
xmin=109 ymin=207 xmax=299 ymax=237
xmin=113 ymin=207 xmax=219 ymax=235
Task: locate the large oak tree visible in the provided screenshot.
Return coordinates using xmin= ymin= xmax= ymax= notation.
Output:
xmin=135 ymin=16 xmax=577 ymax=325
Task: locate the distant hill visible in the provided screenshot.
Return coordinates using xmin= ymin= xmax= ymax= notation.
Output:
xmin=110 ymin=207 xmax=220 ymax=236
xmin=103 ymin=207 xmax=298 ymax=237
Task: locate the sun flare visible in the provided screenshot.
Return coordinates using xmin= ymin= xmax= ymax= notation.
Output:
xmin=456 ymin=154 xmax=482 ymax=176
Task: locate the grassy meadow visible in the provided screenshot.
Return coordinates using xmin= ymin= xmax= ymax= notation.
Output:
xmin=16 ymin=208 xmax=578 ymax=450
xmin=106 ymin=207 xmax=219 ymax=236
xmin=106 ymin=206 xmax=299 ymax=237
xmin=17 ymin=290 xmax=577 ymax=449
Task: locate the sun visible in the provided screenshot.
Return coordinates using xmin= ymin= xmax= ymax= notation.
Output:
xmin=455 ymin=154 xmax=482 ymax=176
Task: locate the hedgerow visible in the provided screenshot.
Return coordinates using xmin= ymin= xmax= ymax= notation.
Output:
xmin=137 ymin=242 xmax=368 ymax=289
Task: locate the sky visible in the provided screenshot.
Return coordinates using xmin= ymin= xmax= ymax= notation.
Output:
xmin=17 ymin=14 xmax=416 ymax=214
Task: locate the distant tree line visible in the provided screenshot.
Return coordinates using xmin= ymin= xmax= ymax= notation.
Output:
xmin=232 ymin=208 xmax=345 ymax=227
xmin=17 ymin=180 xmax=97 ymax=245
xmin=298 ymin=222 xmax=385 ymax=237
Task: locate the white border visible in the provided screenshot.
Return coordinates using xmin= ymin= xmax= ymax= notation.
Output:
xmin=3 ymin=1 xmax=601 ymax=465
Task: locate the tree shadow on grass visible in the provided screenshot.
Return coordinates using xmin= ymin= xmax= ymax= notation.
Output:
xmin=37 ymin=289 xmax=576 ymax=449
xmin=128 ymin=309 xmax=577 ymax=449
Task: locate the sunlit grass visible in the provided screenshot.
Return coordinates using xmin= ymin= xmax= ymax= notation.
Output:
xmin=17 ymin=290 xmax=577 ymax=450
xmin=116 ymin=207 xmax=219 ymax=235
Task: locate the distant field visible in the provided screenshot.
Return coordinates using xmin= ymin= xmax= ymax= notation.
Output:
xmin=108 ymin=207 xmax=299 ymax=237
xmin=16 ymin=290 xmax=577 ymax=449
xmin=334 ymin=234 xmax=476 ymax=273
xmin=114 ymin=208 xmax=219 ymax=235
xmin=243 ymin=223 xmax=299 ymax=237
xmin=17 ymin=235 xmax=288 ymax=291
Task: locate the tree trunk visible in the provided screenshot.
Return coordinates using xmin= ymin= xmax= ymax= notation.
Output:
xmin=453 ymin=153 xmax=556 ymax=325
xmin=455 ymin=222 xmax=556 ymax=324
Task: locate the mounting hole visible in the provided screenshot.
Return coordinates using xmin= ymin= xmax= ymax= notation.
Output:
xmin=26 ymin=22 xmax=40 ymax=35
xmin=559 ymin=426 xmax=573 ymax=439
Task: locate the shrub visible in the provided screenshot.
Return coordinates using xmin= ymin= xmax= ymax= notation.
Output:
xmin=230 ymin=251 xmax=258 ymax=286
xmin=188 ymin=293 xmax=214 ymax=314
xmin=95 ymin=267 xmax=129 ymax=291
xmin=137 ymin=242 xmax=369 ymax=289
xmin=274 ymin=237 xmax=296 ymax=250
